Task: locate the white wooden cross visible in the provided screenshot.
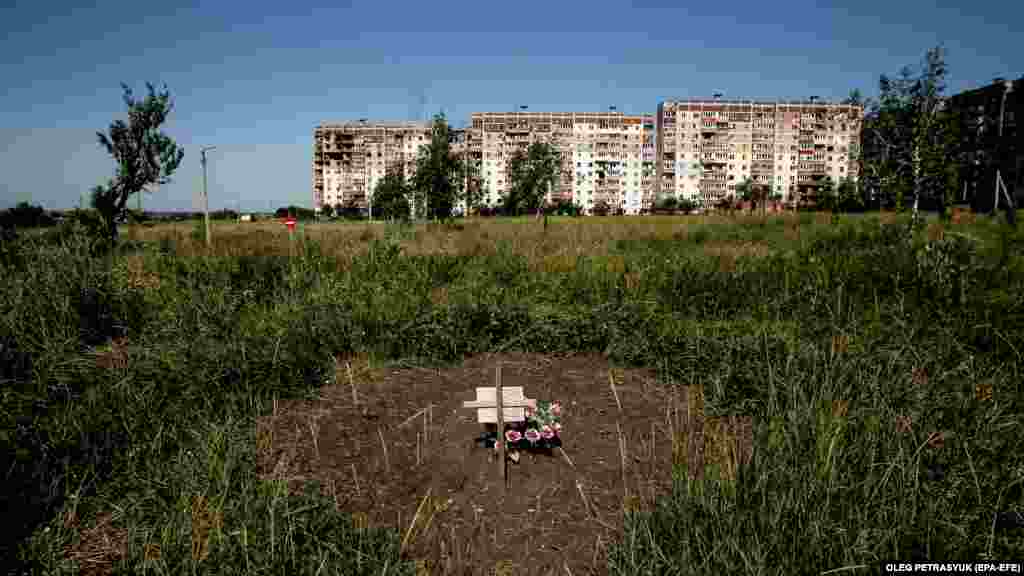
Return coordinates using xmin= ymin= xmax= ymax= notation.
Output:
xmin=462 ymin=387 xmax=537 ymax=423
xmin=461 ymin=362 xmax=536 ymax=487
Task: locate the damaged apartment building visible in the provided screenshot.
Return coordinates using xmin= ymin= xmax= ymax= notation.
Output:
xmin=312 ymin=99 xmax=860 ymax=215
xmin=313 ymin=112 xmax=656 ymax=215
xmin=469 ymin=111 xmax=657 ymax=214
xmin=312 ymin=120 xmax=432 ymax=214
xmin=656 ymin=99 xmax=863 ymax=208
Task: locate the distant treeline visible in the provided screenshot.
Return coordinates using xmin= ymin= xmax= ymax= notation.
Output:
xmin=0 ymin=202 xmax=60 ymax=229
xmin=0 ymin=203 xmax=329 ymax=229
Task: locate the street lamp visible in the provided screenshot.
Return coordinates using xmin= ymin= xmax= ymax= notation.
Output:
xmin=200 ymin=145 xmax=216 ymax=249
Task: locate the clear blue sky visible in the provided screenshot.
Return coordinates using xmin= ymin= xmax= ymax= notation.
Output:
xmin=1 ymin=0 xmax=1020 ymax=211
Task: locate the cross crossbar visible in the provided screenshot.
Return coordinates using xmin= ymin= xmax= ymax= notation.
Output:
xmin=463 ymin=386 xmax=537 ymax=424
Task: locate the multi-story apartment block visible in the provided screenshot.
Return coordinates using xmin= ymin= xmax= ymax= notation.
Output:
xmin=948 ymin=76 xmax=1023 ymax=212
xmin=656 ymin=99 xmax=862 ymax=207
xmin=469 ymin=111 xmax=657 ymax=214
xmin=313 ymin=120 xmax=431 ymax=212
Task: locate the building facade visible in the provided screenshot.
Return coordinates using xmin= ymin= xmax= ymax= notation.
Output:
xmin=948 ymin=77 xmax=1023 ymax=212
xmin=312 ymin=120 xmax=431 ymax=212
xmin=656 ymin=99 xmax=862 ymax=207
xmin=469 ymin=111 xmax=656 ymax=214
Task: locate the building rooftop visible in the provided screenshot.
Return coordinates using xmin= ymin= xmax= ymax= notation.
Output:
xmin=660 ymin=98 xmax=861 ymax=107
xmin=316 ymin=120 xmax=431 ymax=130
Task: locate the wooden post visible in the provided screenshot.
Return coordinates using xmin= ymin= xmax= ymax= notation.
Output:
xmin=496 ymin=361 xmax=506 ymax=488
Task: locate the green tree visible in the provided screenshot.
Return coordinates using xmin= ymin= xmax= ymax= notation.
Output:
xmin=505 ymin=141 xmax=560 ymax=216
xmin=320 ymin=203 xmax=335 ymax=219
xmin=736 ymin=177 xmax=755 ymax=213
xmin=459 ymin=153 xmax=484 ymax=216
xmin=655 ymin=195 xmax=679 ymax=213
xmin=816 ymin=177 xmax=837 ymax=212
xmin=372 ymin=167 xmax=412 ymax=222
xmin=411 ymin=113 xmax=463 ymax=221
xmin=678 ymin=197 xmax=698 ymax=215
xmin=843 ymin=89 xmax=865 ymax=106
xmin=0 ymin=202 xmax=56 ymax=229
xmin=836 ymin=177 xmax=862 ymax=213
xmin=92 ymin=83 xmax=184 ymax=245
xmin=863 ymin=46 xmax=965 ymax=220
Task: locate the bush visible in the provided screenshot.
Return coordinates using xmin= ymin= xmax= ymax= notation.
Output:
xmin=0 ymin=202 xmax=56 ymax=229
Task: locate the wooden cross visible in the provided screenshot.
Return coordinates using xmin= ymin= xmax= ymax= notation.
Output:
xmin=462 ymin=362 xmax=536 ymax=487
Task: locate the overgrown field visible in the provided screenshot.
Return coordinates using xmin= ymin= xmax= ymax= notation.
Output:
xmin=2 ymin=213 xmax=1023 ymax=574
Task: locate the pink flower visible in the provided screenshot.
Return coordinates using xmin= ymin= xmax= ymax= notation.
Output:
xmin=550 ymin=402 xmax=562 ymax=417
xmin=505 ymin=429 xmax=522 ymax=443
xmin=541 ymin=425 xmax=555 ymax=440
xmin=524 ymin=429 xmax=541 ymax=443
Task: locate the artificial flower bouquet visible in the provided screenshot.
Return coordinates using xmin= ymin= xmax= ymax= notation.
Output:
xmin=476 ymin=400 xmax=563 ymax=458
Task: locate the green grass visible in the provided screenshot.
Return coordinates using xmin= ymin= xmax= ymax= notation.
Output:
xmin=2 ymin=212 xmax=1023 ymax=574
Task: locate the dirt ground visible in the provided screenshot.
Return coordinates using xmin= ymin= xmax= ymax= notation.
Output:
xmin=257 ymin=352 xmax=752 ymax=576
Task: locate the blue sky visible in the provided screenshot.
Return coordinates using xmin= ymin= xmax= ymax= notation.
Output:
xmin=1 ymin=0 xmax=1020 ymax=211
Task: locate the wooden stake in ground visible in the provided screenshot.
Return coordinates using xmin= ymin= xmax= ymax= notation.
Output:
xmin=617 ymin=421 xmax=628 ymax=500
xmin=378 ymin=427 xmax=390 ymax=473
xmin=496 ymin=361 xmax=506 ymax=489
xmin=608 ymin=370 xmax=622 ymax=413
xmin=346 ymin=361 xmax=357 ymax=406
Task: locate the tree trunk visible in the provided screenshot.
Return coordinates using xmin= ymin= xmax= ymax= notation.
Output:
xmin=912 ymin=145 xmax=922 ymax=224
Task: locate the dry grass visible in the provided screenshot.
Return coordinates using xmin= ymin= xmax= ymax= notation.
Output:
xmin=129 ymin=215 xmax=795 ymax=264
xmin=93 ymin=338 xmax=129 ymax=371
xmin=64 ymin=513 xmax=128 ymax=576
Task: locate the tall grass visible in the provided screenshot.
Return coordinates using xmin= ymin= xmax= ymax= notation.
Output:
xmin=2 ymin=213 xmax=1022 ymax=573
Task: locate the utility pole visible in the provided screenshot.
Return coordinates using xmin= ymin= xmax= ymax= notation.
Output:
xmin=994 ymin=80 xmax=1016 ymax=226
xmin=201 ymin=146 xmax=216 ymax=249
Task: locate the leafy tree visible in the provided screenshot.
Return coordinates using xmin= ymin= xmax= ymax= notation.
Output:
xmin=275 ymin=205 xmax=316 ymax=220
xmin=836 ymin=177 xmax=863 ymax=213
xmin=552 ymin=198 xmax=582 ymax=217
xmin=411 ymin=113 xmax=463 ymax=221
xmin=0 ymin=202 xmax=56 ymax=229
xmin=736 ymin=178 xmax=756 ymax=213
xmin=862 ymin=46 xmax=966 ymax=221
xmin=678 ymin=198 xmax=698 ymax=215
xmin=210 ymin=209 xmax=239 ymax=221
xmin=816 ymin=177 xmax=837 ymax=212
xmin=320 ymin=203 xmax=335 ymax=219
xmin=459 ymin=154 xmax=484 ymax=216
xmin=505 ymin=141 xmax=560 ymax=216
xmin=654 ymin=195 xmax=678 ymax=213
xmin=371 ymin=167 xmax=412 ymax=222
xmin=843 ymin=89 xmax=865 ymax=106
xmin=591 ymin=200 xmax=612 ymax=216
xmin=92 ymin=83 xmax=184 ymax=245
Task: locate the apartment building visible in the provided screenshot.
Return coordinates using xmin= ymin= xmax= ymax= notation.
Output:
xmin=469 ymin=111 xmax=657 ymax=214
xmin=948 ymin=76 xmax=1023 ymax=212
xmin=312 ymin=120 xmax=431 ymax=211
xmin=656 ymin=99 xmax=862 ymax=207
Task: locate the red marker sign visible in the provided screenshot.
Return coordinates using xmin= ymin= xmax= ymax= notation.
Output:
xmin=285 ymin=217 xmax=296 ymax=231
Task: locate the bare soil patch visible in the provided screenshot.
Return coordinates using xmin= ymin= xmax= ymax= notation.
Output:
xmin=257 ymin=353 xmax=700 ymax=575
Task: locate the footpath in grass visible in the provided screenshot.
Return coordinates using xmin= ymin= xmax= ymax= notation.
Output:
xmin=1 ymin=213 xmax=1022 ymax=574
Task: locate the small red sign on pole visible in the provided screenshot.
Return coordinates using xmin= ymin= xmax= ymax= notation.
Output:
xmin=285 ymin=217 xmax=296 ymax=232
